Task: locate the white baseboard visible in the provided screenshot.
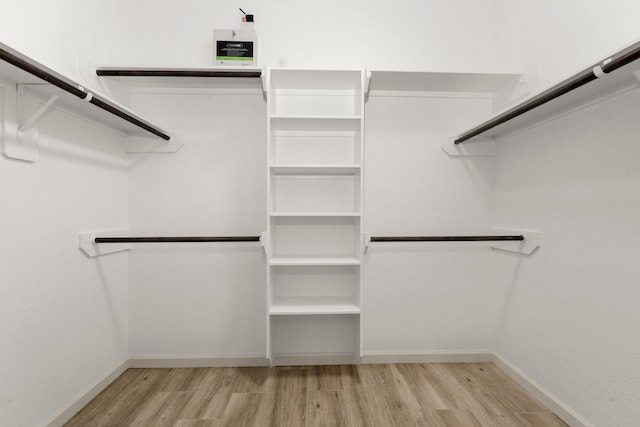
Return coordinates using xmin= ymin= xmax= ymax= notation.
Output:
xmin=361 ymin=350 xmax=493 ymax=364
xmin=491 ymin=353 xmax=593 ymax=427
xmin=45 ymin=359 xmax=130 ymax=427
xmin=272 ymin=353 xmax=357 ymax=366
xmin=129 ymin=354 xmax=269 ymax=368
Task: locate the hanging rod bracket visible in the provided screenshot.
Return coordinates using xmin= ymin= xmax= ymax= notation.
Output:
xmin=365 ymin=68 xmax=372 ymax=101
xmin=490 ymin=228 xmax=540 ymax=255
xmin=126 ymin=132 xmax=185 ymax=153
xmin=79 ymin=229 xmax=131 ymax=258
xmin=441 ymin=134 xmax=496 ymax=157
xmin=260 ymin=67 xmax=267 ymax=100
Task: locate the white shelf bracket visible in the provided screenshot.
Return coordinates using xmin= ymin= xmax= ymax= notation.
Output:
xmin=363 ymin=232 xmax=371 ymax=254
xmin=364 ymin=68 xmax=372 ymax=101
xmin=260 ymin=68 xmax=267 ymax=101
xmin=79 ymin=228 xmax=130 ymax=258
xmin=260 ymin=231 xmax=267 ymax=252
xmin=2 ymin=84 xmax=57 ymax=162
xmin=441 ymin=134 xmax=496 ymax=157
xmin=491 ymin=228 xmax=540 ymax=255
xmin=19 ymin=93 xmax=58 ymax=132
xmin=126 ymin=132 xmax=185 ymax=153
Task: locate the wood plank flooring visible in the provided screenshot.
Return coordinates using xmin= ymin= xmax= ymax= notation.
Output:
xmin=63 ymin=363 xmax=567 ymax=427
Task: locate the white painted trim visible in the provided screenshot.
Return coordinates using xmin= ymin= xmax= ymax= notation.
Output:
xmin=45 ymin=359 xmax=129 ymax=427
xmin=273 ymin=353 xmax=356 ymax=366
xmin=491 ymin=353 xmax=594 ymax=427
xmin=361 ymin=350 xmax=493 ymax=364
xmin=129 ymin=354 xmax=269 ymax=368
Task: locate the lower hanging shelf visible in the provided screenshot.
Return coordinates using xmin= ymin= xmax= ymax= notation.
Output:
xmin=270 ymin=297 xmax=360 ymax=315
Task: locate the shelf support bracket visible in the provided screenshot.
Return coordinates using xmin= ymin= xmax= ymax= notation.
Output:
xmin=2 ymin=84 xmax=56 ymax=162
xmin=441 ymin=134 xmax=496 ymax=157
xmin=363 ymin=232 xmax=371 ymax=254
xmin=19 ymin=93 xmax=58 ymax=132
xmin=365 ymin=68 xmax=372 ymax=101
xmin=260 ymin=67 xmax=267 ymax=101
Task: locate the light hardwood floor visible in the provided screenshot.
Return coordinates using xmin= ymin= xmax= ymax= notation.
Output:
xmin=63 ymin=363 xmax=568 ymax=427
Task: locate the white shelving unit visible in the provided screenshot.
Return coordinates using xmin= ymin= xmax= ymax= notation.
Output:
xmin=266 ymin=68 xmax=365 ymax=365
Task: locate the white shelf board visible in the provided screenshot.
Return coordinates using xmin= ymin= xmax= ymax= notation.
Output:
xmin=95 ymin=66 xmax=263 ymax=90
xmin=369 ymin=70 xmax=520 ymax=93
xmin=270 ymin=212 xmax=361 ymax=217
xmin=270 ymin=298 xmax=360 ymax=316
xmin=269 ymin=164 xmax=361 ymax=175
xmin=270 ymin=257 xmax=361 ymax=266
xmin=0 ymin=42 xmax=169 ymax=140
xmin=270 ymin=114 xmax=361 ymax=120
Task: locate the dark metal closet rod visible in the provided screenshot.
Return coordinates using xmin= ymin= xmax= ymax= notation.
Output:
xmin=0 ymin=44 xmax=170 ymax=141
xmin=96 ymin=69 xmax=262 ymax=78
xmin=94 ymin=236 xmax=260 ymax=244
xmin=371 ymin=235 xmax=524 ymax=242
xmin=454 ymin=40 xmax=640 ymax=144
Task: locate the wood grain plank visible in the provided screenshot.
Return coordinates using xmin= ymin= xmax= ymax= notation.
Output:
xmin=267 ymin=367 xmax=308 ymax=426
xmin=517 ymin=412 xmax=569 ymax=427
xmin=461 ymin=363 xmax=548 ymax=413
xmin=178 ymin=368 xmax=234 ymax=419
xmin=85 ymin=369 xmax=171 ymax=426
xmin=359 ymin=363 xmax=431 ymax=426
xmin=217 ymin=392 xmax=267 ymax=427
xmin=341 ymin=384 xmax=395 ymax=427
xmin=434 ymin=409 xmax=483 ymax=427
xmin=307 ymin=390 xmax=349 ymax=427
xmin=63 ymin=369 xmax=147 ymax=426
xmin=62 ymin=364 xmax=569 ymax=427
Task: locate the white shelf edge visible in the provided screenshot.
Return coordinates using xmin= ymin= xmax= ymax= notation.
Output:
xmin=270 ymin=212 xmax=361 ymax=217
xmin=270 ymin=257 xmax=361 ymax=266
xmin=270 ymin=114 xmax=362 ymax=120
xmin=269 ymin=304 xmax=361 ymax=316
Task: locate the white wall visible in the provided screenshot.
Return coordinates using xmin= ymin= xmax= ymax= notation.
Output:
xmin=491 ymin=89 xmax=640 ymax=427
xmin=0 ymin=89 xmax=129 ymax=425
xmin=100 ymin=0 xmax=500 ymax=71
xmin=492 ymin=3 xmax=640 ymax=425
xmin=495 ymin=0 xmax=640 ymax=99
xmin=125 ymin=87 xmax=267 ymax=358
xmin=0 ymin=0 xmax=124 ymax=86
xmin=364 ymin=93 xmax=502 ymax=354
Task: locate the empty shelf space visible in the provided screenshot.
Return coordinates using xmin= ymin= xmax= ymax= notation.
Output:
xmin=270 ymin=212 xmax=361 ymax=217
xmin=269 ymin=164 xmax=361 ymax=175
xmin=269 ymin=69 xmax=363 ymax=91
xmin=270 ymin=257 xmax=361 ymax=266
xmin=369 ymin=70 xmax=520 ymax=93
xmin=271 ymin=114 xmax=361 ymax=121
xmin=270 ymin=298 xmax=360 ymax=315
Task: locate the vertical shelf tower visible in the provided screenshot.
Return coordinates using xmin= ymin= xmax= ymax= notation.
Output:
xmin=266 ymin=68 xmax=365 ymax=365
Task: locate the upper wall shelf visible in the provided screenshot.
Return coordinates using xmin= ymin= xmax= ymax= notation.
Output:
xmin=96 ymin=66 xmax=263 ymax=90
xmin=0 ymin=42 xmax=170 ymax=142
xmin=455 ymin=40 xmax=640 ymax=144
xmin=368 ymin=70 xmax=520 ymax=94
